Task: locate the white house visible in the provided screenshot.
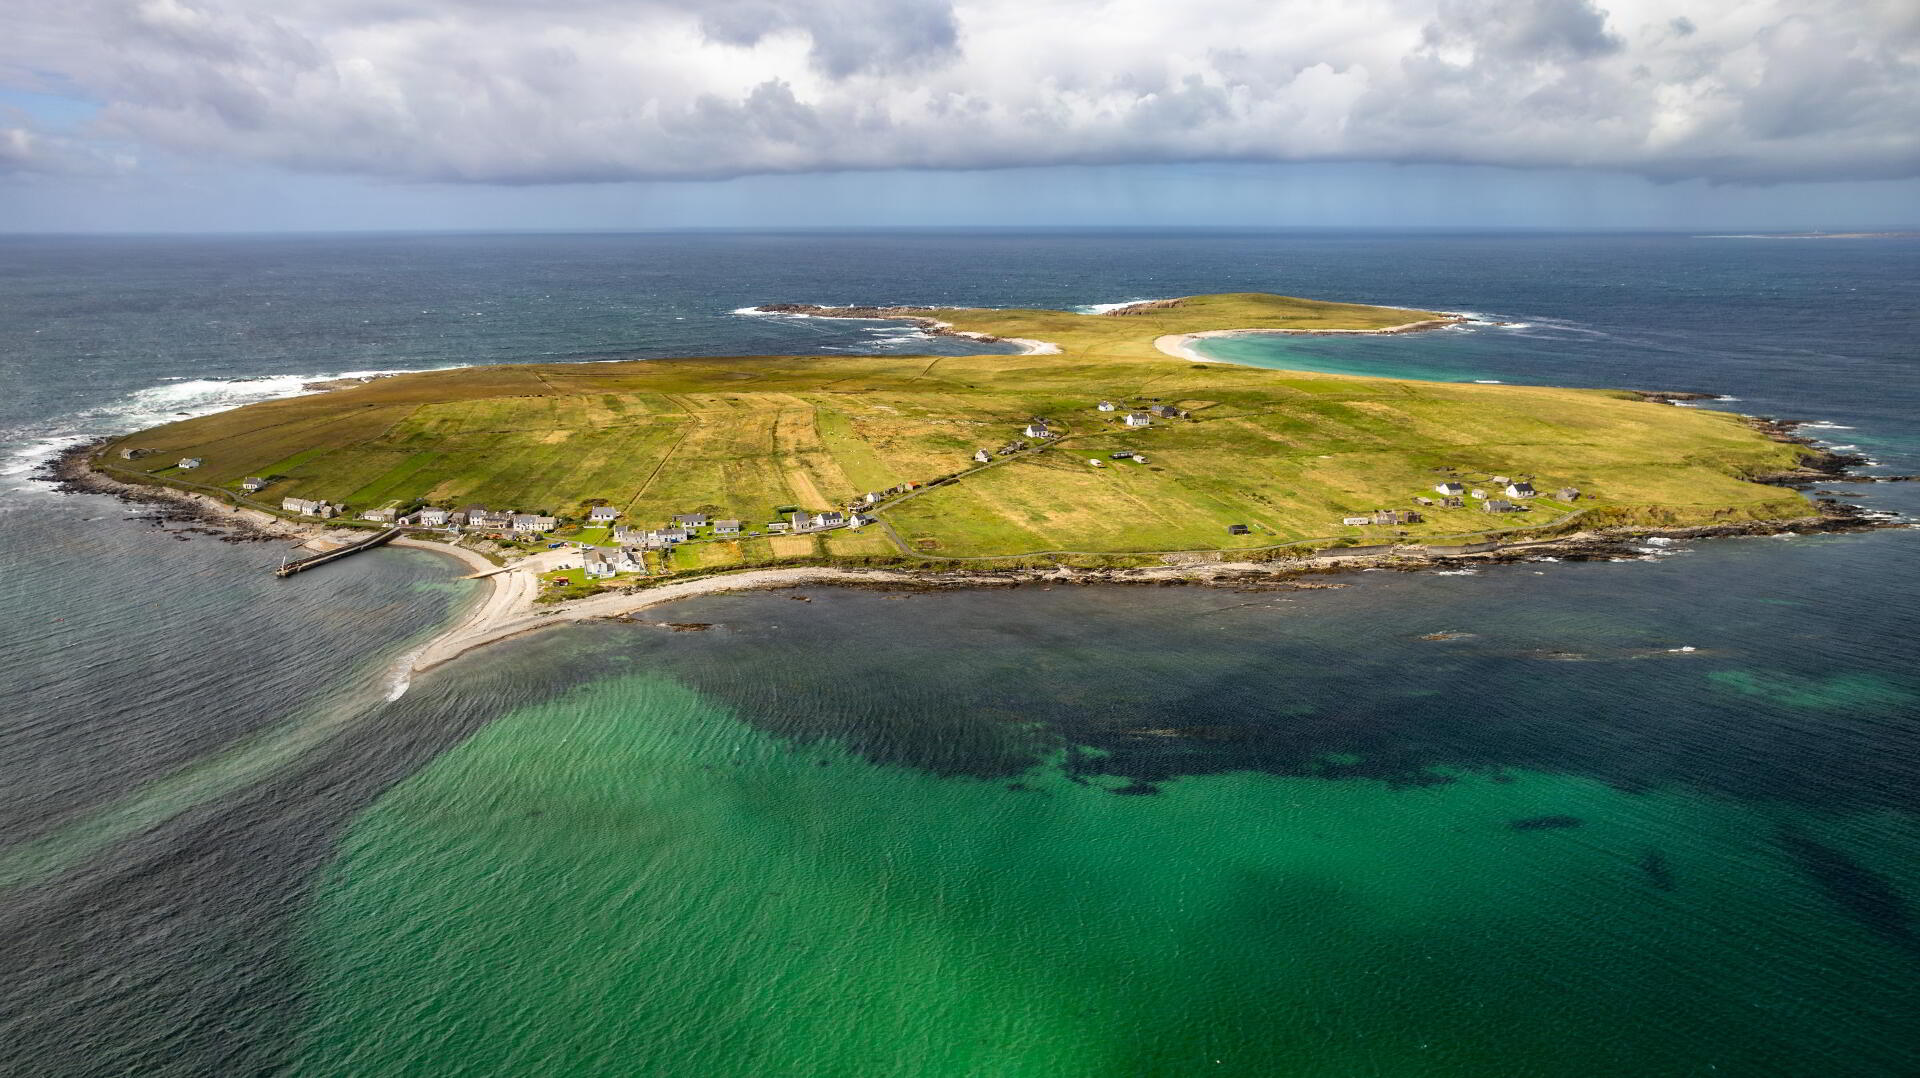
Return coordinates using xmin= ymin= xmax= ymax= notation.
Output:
xmin=414 ymin=508 xmax=451 ymax=527
xmin=178 ymin=458 xmax=203 ymax=470
xmin=1124 ymin=412 xmax=1153 ymax=428
xmin=511 ymin=513 xmax=557 ymax=533
xmin=1504 ymin=481 xmax=1537 ymax=498
xmin=714 ymin=519 xmax=742 ymax=535
xmin=360 ymin=508 xmax=396 ymax=523
xmin=1023 ymin=421 xmax=1052 ymax=439
xmin=583 ymin=549 xmax=615 ymax=578
xmin=1342 ymin=516 xmax=1372 ymax=526
xmin=1096 ymin=401 xmax=1117 ymax=412
xmin=241 ymin=477 xmax=267 ymax=492
xmin=1435 ymin=481 xmax=1464 ymax=496
xmin=973 ymin=449 xmax=991 ymax=464
xmin=588 ymin=506 xmax=619 ymax=523
xmin=282 ymin=497 xmax=333 ymax=518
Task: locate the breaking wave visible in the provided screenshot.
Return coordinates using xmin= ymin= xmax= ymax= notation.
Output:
xmin=0 ymin=365 xmax=470 ymax=488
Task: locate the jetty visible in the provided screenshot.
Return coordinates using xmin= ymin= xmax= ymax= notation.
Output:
xmin=276 ymin=526 xmax=404 ymax=577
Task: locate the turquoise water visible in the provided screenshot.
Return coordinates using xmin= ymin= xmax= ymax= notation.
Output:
xmin=292 ymin=576 xmax=1920 ymax=1076
xmin=0 ymin=232 xmax=1915 ymax=1075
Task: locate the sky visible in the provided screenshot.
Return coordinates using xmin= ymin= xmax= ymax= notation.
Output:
xmin=2 ymin=0 xmax=1916 ymax=232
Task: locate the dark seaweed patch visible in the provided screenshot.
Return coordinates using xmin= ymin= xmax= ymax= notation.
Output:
xmin=1774 ymin=827 xmax=1914 ymax=946
xmin=1639 ymin=848 xmax=1676 ymax=891
xmin=1509 ymin=815 xmax=1584 ymax=830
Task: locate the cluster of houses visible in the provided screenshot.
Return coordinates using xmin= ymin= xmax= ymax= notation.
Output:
xmin=1337 ymin=476 xmax=1583 ymax=530
xmin=281 ymin=497 xmax=337 ymax=519
xmin=1096 ymin=400 xmax=1186 ymax=428
xmin=967 ymin=399 xmax=1188 ymax=467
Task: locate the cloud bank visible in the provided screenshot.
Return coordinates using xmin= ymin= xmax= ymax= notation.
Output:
xmin=4 ymin=0 xmax=1916 ymax=185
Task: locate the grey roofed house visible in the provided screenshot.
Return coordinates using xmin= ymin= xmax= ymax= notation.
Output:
xmin=360 ymin=508 xmax=396 ymax=523
xmin=768 ymin=520 xmax=792 ymax=532
xmin=1149 ymin=404 xmax=1180 ymax=418
xmin=1227 ymin=523 xmax=1251 ymax=535
xmin=416 ymin=507 xmax=450 ymax=526
xmin=241 ymin=477 xmax=267 ymax=491
xmin=1097 ymin=400 xmax=1117 ymax=411
xmin=973 ymin=449 xmax=992 ymax=463
xmin=1504 ymin=481 xmax=1537 ymax=498
xmin=1483 ymin=499 xmax=1518 ymax=513
xmin=1123 ymin=411 xmax=1152 ymax=427
xmin=1023 ymin=420 xmax=1052 ymax=438
xmin=661 ymin=527 xmax=691 ymax=542
xmin=612 ymin=525 xmax=641 ymax=542
xmin=588 ymin=506 xmax=619 ymax=521
xmin=1470 ymin=488 xmax=1488 ymax=499
xmin=177 ymin=457 xmax=202 ymax=469
xmin=714 ymin=519 xmax=742 ymax=535
xmin=511 ymin=513 xmax=556 ymax=531
xmin=1110 ymin=450 xmax=1134 ymax=459
xmin=814 ymin=511 xmax=846 ymax=528
xmin=582 ymin=548 xmax=614 ymax=578
xmin=1435 ymin=481 xmax=1464 ymax=495
xmin=674 ymin=513 xmax=709 ymax=527
xmin=1556 ymin=487 xmax=1582 ymax=502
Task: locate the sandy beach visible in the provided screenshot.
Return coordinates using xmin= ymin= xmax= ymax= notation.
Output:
xmin=404 ymin=565 xmax=933 ymax=672
xmin=1155 ymin=317 xmax=1467 ymax=362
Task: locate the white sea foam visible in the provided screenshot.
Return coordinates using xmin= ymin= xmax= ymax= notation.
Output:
xmin=1802 ymin=421 xmax=1855 ymax=430
xmin=1 ymin=364 xmax=471 ymax=487
xmin=1433 ymin=569 xmax=1480 ymax=576
xmin=1075 ymin=299 xmax=1173 ymax=314
xmin=1645 ymin=536 xmax=1679 ymax=545
xmin=1473 ymin=379 xmax=1505 ymax=384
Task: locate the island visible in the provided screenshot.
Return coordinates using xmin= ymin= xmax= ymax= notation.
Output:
xmin=70 ymin=292 xmax=1866 ymax=668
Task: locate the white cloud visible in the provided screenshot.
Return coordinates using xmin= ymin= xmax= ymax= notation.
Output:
xmin=3 ymin=0 xmax=1916 ymax=185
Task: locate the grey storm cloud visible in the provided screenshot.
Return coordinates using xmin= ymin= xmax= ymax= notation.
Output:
xmin=2 ymin=0 xmax=1916 ymax=184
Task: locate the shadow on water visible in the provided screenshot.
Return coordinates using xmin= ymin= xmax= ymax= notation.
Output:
xmin=1773 ymin=826 xmax=1915 ymax=950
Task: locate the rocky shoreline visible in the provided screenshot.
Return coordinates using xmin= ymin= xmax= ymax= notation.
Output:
xmin=45 ymin=439 xmax=370 ymax=549
xmin=748 ymin=304 xmax=1061 ymax=354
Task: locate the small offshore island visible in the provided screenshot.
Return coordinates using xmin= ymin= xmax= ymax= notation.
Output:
xmin=67 ymin=292 xmax=1877 ymax=668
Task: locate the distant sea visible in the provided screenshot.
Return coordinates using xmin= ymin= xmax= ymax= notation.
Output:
xmin=1 ymin=230 xmax=1916 ymax=1076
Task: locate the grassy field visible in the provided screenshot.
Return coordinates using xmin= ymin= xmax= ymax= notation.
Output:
xmin=104 ymin=293 xmax=1818 ymax=562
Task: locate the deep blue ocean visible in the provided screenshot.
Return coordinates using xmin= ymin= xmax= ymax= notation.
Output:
xmin=0 ymin=231 xmax=1916 ymax=1076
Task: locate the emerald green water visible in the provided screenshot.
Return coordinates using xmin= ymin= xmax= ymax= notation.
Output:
xmin=298 ymin=658 xmax=1917 ymax=1076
